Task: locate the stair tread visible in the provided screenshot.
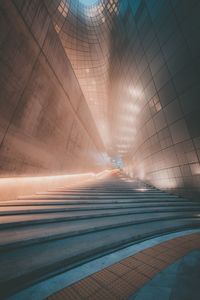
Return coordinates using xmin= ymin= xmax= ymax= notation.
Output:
xmin=0 ymin=174 xmax=199 ymax=298
xmin=1 ymin=207 xmax=200 ymax=228
xmin=0 ymin=211 xmax=199 ymax=249
xmin=0 ymin=218 xmax=200 ymax=288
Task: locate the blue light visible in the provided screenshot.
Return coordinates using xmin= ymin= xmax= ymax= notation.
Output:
xmin=79 ymin=0 xmax=98 ymax=5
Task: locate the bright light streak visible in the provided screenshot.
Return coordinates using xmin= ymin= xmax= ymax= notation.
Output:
xmin=0 ymin=170 xmax=112 ymax=201
xmin=128 ymin=87 xmax=143 ymax=98
xmin=79 ymin=0 xmax=98 ymax=5
xmin=135 ymin=188 xmax=149 ymax=192
xmin=96 ymin=169 xmax=111 ymax=178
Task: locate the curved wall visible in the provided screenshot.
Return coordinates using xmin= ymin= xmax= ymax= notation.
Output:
xmin=0 ymin=0 xmax=106 ymax=177
xmin=45 ymin=0 xmax=112 ymax=146
xmin=1 ymin=0 xmax=200 ymax=201
xmin=50 ymin=0 xmax=200 ymax=200
xmin=109 ymin=0 xmax=200 ymax=199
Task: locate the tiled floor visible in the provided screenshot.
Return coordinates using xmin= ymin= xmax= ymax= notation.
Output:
xmin=47 ymin=232 xmax=200 ymax=300
xmin=130 ymin=249 xmax=200 ymax=300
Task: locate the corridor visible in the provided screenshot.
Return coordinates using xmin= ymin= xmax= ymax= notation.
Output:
xmin=1 ymin=0 xmax=200 ymax=299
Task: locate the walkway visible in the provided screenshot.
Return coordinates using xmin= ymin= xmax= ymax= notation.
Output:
xmin=47 ymin=232 xmax=200 ymax=300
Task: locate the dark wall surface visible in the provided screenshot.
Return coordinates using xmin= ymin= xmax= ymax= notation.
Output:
xmin=0 ymin=0 xmax=105 ymax=177
xmin=108 ymin=0 xmax=200 ymax=199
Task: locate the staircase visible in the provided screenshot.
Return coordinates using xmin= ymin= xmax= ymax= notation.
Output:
xmin=1 ymin=173 xmax=200 ymax=298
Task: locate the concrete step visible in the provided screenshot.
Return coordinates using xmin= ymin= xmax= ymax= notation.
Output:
xmin=1 ymin=218 xmax=200 ymax=298
xmin=1 ymin=203 xmax=200 ymax=217
xmin=0 ymin=199 xmax=190 ymax=206
xmin=1 ymin=206 xmax=200 ymax=229
xmin=18 ymin=193 xmax=180 ymax=200
xmin=1 ymin=174 xmax=199 ymax=299
xmin=0 ymin=211 xmax=200 ymax=251
xmin=41 ymin=189 xmax=176 ymax=194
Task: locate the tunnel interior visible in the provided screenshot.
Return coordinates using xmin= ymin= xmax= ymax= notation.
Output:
xmin=1 ymin=0 xmax=200 ymax=299
xmin=1 ymin=0 xmax=200 ymax=200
